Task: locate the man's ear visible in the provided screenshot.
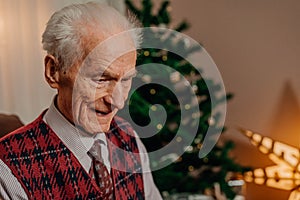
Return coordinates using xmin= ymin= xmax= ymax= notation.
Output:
xmin=44 ymin=55 xmax=60 ymax=89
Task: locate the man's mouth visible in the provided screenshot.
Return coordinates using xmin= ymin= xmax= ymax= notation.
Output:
xmin=95 ymin=110 xmax=108 ymax=115
xmin=94 ymin=109 xmax=113 ymax=116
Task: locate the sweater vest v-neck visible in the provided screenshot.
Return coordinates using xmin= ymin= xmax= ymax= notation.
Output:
xmin=0 ymin=111 xmax=144 ymax=200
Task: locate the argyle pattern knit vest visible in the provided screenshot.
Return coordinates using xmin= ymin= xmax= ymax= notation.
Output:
xmin=0 ymin=111 xmax=144 ymax=200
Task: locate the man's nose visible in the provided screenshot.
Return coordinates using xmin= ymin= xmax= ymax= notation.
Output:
xmin=105 ymin=82 xmax=125 ymax=109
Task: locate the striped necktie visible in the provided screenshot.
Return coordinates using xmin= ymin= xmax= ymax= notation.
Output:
xmin=89 ymin=139 xmax=114 ymax=199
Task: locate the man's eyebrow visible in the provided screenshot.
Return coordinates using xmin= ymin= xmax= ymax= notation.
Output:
xmin=101 ymin=69 xmax=138 ymax=78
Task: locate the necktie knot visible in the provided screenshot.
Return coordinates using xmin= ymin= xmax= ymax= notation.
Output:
xmin=89 ymin=139 xmax=105 ymax=162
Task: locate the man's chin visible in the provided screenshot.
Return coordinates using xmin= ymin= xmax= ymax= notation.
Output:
xmin=76 ymin=120 xmax=112 ymax=134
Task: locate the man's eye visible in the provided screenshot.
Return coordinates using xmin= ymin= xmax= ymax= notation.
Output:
xmin=93 ymin=78 xmax=109 ymax=83
xmin=121 ymin=77 xmax=132 ymax=82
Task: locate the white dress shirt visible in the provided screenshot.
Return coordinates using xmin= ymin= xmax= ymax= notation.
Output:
xmin=0 ymin=100 xmax=162 ymax=200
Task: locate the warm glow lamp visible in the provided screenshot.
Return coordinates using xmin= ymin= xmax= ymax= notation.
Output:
xmin=238 ymin=128 xmax=300 ymax=200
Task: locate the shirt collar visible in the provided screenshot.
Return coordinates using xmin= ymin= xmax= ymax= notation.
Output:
xmin=43 ymin=98 xmax=105 ymax=171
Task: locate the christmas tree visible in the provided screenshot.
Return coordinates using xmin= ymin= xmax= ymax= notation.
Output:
xmin=119 ymin=0 xmax=251 ymax=199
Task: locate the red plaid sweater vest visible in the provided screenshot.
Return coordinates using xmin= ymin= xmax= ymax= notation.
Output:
xmin=0 ymin=111 xmax=145 ymax=200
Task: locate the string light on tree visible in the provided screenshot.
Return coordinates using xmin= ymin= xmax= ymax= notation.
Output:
xmin=170 ymin=71 xmax=181 ymax=83
xmin=144 ymin=50 xmax=150 ymax=56
xmin=151 ymin=105 xmax=157 ymax=111
xmin=142 ymin=75 xmax=152 ymax=83
xmin=176 ymin=136 xmax=182 ymax=143
xmin=150 ymin=89 xmax=156 ymax=95
xmin=162 ymin=55 xmax=168 ymax=61
xmin=156 ymin=124 xmax=163 ymax=130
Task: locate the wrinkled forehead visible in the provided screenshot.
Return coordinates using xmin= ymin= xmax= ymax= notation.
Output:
xmin=80 ymin=30 xmax=137 ymax=75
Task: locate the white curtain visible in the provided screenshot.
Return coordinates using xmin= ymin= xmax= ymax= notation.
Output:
xmin=0 ymin=0 xmax=125 ymax=123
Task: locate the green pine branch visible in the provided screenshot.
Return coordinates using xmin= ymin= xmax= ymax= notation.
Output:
xmin=122 ymin=0 xmax=250 ymax=199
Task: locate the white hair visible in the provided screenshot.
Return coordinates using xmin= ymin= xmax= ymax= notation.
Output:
xmin=42 ymin=2 xmax=141 ymax=71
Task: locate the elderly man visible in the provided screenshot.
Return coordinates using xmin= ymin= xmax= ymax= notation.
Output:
xmin=0 ymin=2 xmax=162 ymax=200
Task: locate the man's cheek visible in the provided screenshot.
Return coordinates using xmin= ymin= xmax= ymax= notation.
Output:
xmin=123 ymin=86 xmax=131 ymax=100
xmin=76 ymin=82 xmax=95 ymax=100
